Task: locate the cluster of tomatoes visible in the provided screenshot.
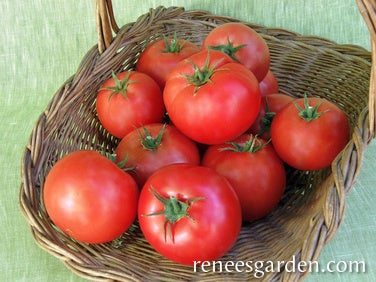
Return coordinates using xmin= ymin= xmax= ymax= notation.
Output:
xmin=43 ymin=23 xmax=350 ymax=266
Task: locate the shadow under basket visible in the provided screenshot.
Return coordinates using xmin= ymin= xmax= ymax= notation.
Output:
xmin=19 ymin=1 xmax=376 ymax=281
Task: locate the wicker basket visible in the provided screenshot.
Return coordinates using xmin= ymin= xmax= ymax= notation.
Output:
xmin=19 ymin=0 xmax=376 ymax=281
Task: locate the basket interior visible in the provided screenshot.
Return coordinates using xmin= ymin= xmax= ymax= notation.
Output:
xmin=21 ymin=7 xmax=371 ymax=282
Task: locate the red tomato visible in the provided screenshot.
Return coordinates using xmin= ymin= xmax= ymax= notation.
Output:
xmin=96 ymin=71 xmax=165 ymax=139
xmin=249 ymin=93 xmax=295 ymax=139
xmin=164 ymin=50 xmax=261 ymax=145
xmin=115 ymin=123 xmax=201 ymax=188
xmin=202 ymin=134 xmax=286 ymax=221
xmin=202 ymin=22 xmax=270 ymax=81
xmin=259 ymin=70 xmax=279 ymax=96
xmin=271 ymin=96 xmax=350 ymax=170
xmin=136 ymin=34 xmax=200 ymax=89
xmin=138 ymin=164 xmax=242 ymax=265
xmin=43 ymin=150 xmax=139 ymax=244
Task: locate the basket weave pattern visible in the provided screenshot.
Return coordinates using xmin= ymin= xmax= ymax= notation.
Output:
xmin=20 ymin=1 xmax=376 ymax=281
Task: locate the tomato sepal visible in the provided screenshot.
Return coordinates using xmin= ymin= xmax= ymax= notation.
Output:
xmin=220 ymin=134 xmax=266 ymax=153
xmin=162 ymin=33 xmax=188 ymax=53
xmin=143 ymin=186 xmax=205 ymax=243
xmin=100 ymin=71 xmax=137 ymax=101
xmin=184 ymin=52 xmax=224 ymax=90
xmin=206 ymin=36 xmax=247 ymax=63
xmin=138 ymin=124 xmax=166 ymax=151
xmin=294 ymin=94 xmax=329 ymax=122
xmin=106 ymin=152 xmax=136 ymax=173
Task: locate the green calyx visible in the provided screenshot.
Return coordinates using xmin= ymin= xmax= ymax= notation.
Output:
xmin=144 ymin=186 xmax=205 ymax=243
xmin=294 ymin=94 xmax=328 ymax=122
xmin=106 ymin=153 xmax=136 ymax=172
xmin=259 ymin=111 xmax=276 ymax=134
xmin=259 ymin=98 xmax=276 ymax=135
xmin=185 ymin=53 xmax=224 ymax=90
xmin=138 ymin=125 xmax=166 ymax=151
xmin=100 ymin=70 xmax=137 ymax=101
xmin=163 ymin=33 xmax=187 ymax=53
xmin=207 ymin=37 xmax=247 ymax=62
xmin=221 ymin=134 xmax=265 ymax=153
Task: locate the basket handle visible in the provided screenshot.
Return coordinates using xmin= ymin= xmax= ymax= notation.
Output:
xmin=357 ymin=0 xmax=376 ymax=138
xmin=94 ymin=0 xmax=376 ymax=138
xmin=95 ymin=0 xmax=119 ymax=53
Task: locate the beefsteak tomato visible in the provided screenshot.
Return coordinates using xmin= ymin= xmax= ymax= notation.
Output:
xmin=270 ymin=96 xmax=350 ymax=170
xmin=138 ymin=164 xmax=242 ymax=265
xmin=163 ymin=50 xmax=261 ymax=145
xmin=202 ymin=134 xmax=286 ymax=221
xmin=43 ymin=150 xmax=139 ymax=244
xmin=96 ymin=71 xmax=165 ymax=139
xmin=115 ymin=123 xmax=201 ymax=188
xmin=136 ymin=34 xmax=200 ymax=89
xmin=202 ymin=22 xmax=270 ymax=81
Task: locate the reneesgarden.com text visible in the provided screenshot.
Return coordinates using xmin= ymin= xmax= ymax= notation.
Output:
xmin=193 ymin=256 xmax=366 ymax=278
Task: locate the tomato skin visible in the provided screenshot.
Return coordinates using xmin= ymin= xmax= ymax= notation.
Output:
xmin=43 ymin=150 xmax=139 ymax=244
xmin=136 ymin=37 xmax=200 ymax=89
xmin=202 ymin=22 xmax=270 ymax=81
xmin=96 ymin=71 xmax=165 ymax=139
xmin=270 ymin=97 xmax=350 ymax=170
xmin=202 ymin=134 xmax=286 ymax=221
xmin=115 ymin=123 xmax=201 ymax=188
xmin=138 ymin=164 xmax=242 ymax=265
xmin=259 ymin=70 xmax=279 ymax=96
xmin=164 ymin=50 xmax=261 ymax=145
xmin=249 ymin=93 xmax=295 ymax=139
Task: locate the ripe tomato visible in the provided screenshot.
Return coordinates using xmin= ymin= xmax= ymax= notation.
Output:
xmin=43 ymin=150 xmax=139 ymax=244
xmin=163 ymin=50 xmax=261 ymax=145
xmin=249 ymin=93 xmax=295 ymax=139
xmin=259 ymin=70 xmax=279 ymax=96
xmin=138 ymin=164 xmax=242 ymax=265
xmin=136 ymin=34 xmax=200 ymax=89
xmin=271 ymin=96 xmax=350 ymax=170
xmin=202 ymin=22 xmax=270 ymax=81
xmin=202 ymin=134 xmax=286 ymax=221
xmin=96 ymin=71 xmax=165 ymax=139
xmin=115 ymin=123 xmax=201 ymax=188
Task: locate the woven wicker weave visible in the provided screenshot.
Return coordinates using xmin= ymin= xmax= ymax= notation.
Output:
xmin=19 ymin=0 xmax=376 ymax=281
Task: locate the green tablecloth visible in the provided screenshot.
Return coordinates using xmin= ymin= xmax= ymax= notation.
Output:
xmin=2 ymin=0 xmax=375 ymax=281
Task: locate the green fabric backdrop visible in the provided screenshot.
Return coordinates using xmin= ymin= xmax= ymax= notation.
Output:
xmin=1 ymin=0 xmax=375 ymax=281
